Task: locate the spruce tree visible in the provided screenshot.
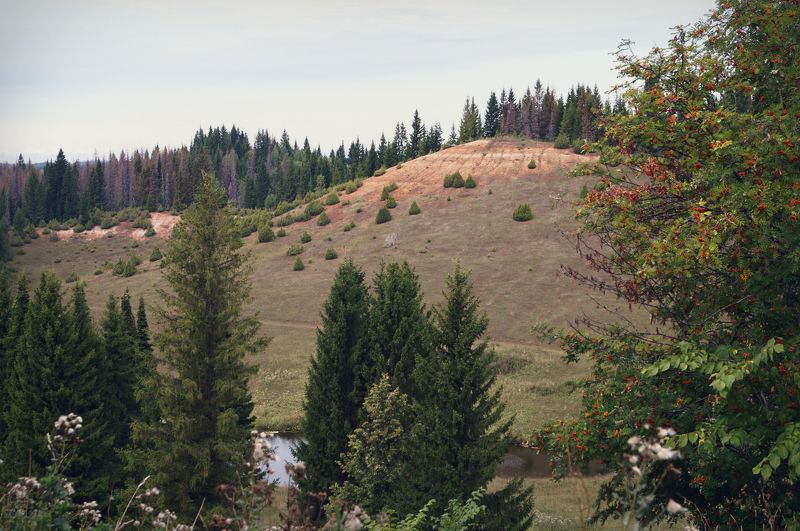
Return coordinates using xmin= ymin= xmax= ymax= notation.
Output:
xmin=484 ymin=91 xmax=500 ymax=137
xmin=412 ymin=265 xmax=532 ymax=527
xmin=333 ymin=374 xmax=418 ymax=516
xmin=4 ymin=276 xmax=114 ymax=500
xmin=136 ymin=296 xmax=151 ymax=355
xmin=131 ymin=174 xmax=268 ymax=516
xmin=296 ymin=260 xmax=374 ymax=494
xmin=100 ymin=295 xmax=139 ymax=448
xmin=368 ymin=262 xmax=430 ymax=396
xmin=0 ymin=269 xmax=12 ymax=450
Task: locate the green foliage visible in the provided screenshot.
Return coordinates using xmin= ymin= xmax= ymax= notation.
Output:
xmin=277 ymin=228 xmax=287 ymax=237
xmin=49 ymin=232 xmax=59 ymax=242
xmin=277 ymin=214 xmax=295 ymax=227
xmin=369 ymin=262 xmax=429 ymax=396
xmin=144 ymin=227 xmax=156 ymax=237
xmin=258 ymin=224 xmax=275 ymax=242
xmin=297 ymin=261 xmax=371 ymax=494
xmin=375 ymin=207 xmax=392 ymax=225
xmin=130 ymin=174 xmax=267 ymax=517
xmin=293 ymin=257 xmax=305 ymax=271
xmin=512 ymin=204 xmax=533 ymax=222
xmin=579 ymin=183 xmax=589 ymax=199
xmin=4 ymin=277 xmax=115 ymax=500
xmin=527 ymin=159 xmax=537 ymax=169
xmin=380 ymin=188 xmax=391 ymax=201
xmin=535 ymin=3 xmax=800 ymax=528
xmin=305 ymin=200 xmax=325 ymax=218
xmin=334 ymin=375 xmax=417 ymax=516
xmin=72 ymin=224 xmax=85 ymax=234
xmin=300 ymin=231 xmax=312 ymax=244
xmin=287 ymin=244 xmax=304 ymax=256
xmin=149 ymin=247 xmax=163 ymax=261
xmin=317 ymin=212 xmax=331 ymax=226
xmin=374 ymin=166 xmax=386 ymax=177
xmin=325 ymin=192 xmax=340 ymax=205
xmin=408 ymin=201 xmax=421 ymax=215
xmin=386 ymin=197 xmax=397 ymax=209
xmin=325 ymin=248 xmax=338 ymax=260
xmin=572 ymin=138 xmax=587 ymax=154
xmin=553 ymin=134 xmax=570 ymax=149
xmin=443 ymin=171 xmax=464 ymax=188
xmin=64 ymin=272 xmax=78 ymax=283
xmin=112 ymin=255 xmax=139 ymax=277
xmin=464 ymin=175 xmax=476 ymax=188
xmin=343 ymin=221 xmax=356 ymax=232
xmin=345 ymin=182 xmax=358 ymax=194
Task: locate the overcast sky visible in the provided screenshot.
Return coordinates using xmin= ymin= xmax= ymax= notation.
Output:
xmin=0 ymin=0 xmax=716 ymax=163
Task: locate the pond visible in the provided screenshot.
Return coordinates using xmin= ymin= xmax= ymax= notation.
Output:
xmin=265 ymin=435 xmax=605 ymax=486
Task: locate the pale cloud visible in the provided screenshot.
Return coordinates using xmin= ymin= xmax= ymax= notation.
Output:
xmin=0 ymin=0 xmax=716 ymax=162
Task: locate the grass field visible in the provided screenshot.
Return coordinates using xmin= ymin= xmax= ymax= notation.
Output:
xmin=9 ymin=138 xmax=644 ymax=527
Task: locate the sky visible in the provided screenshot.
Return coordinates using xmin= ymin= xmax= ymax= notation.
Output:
xmin=0 ymin=0 xmax=716 ymax=163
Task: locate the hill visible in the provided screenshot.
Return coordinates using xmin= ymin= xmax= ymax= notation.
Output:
xmin=10 ymin=138 xmax=633 ymax=435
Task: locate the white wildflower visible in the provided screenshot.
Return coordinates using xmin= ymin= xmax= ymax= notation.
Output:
xmin=666 ymin=498 xmax=686 ymax=514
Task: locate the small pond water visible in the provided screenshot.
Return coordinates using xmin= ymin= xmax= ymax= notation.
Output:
xmin=265 ymin=435 xmax=604 ymax=486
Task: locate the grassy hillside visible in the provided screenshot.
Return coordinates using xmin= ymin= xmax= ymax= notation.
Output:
xmin=10 ymin=138 xmax=632 ymax=435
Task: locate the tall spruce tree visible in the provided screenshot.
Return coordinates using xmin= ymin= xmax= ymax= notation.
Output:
xmin=412 ymin=265 xmax=532 ymax=528
xmin=296 ymin=260 xmax=373 ymax=494
xmin=131 ymin=173 xmax=268 ymax=516
xmin=4 ymin=276 xmax=114 ymax=500
xmin=100 ymin=295 xmax=139 ymax=449
xmin=136 ymin=295 xmax=151 ymax=355
xmin=0 ymin=269 xmax=12 ymax=450
xmin=368 ymin=262 xmax=430 ymax=396
xmin=484 ymin=91 xmax=500 ymax=137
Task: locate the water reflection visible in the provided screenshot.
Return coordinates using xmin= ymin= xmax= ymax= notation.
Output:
xmin=265 ymin=435 xmax=604 ymax=486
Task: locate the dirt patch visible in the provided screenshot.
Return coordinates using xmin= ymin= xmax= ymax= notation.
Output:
xmin=38 ymin=212 xmax=181 ymax=241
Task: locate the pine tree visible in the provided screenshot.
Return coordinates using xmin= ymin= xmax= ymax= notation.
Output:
xmin=484 ymin=91 xmax=500 ymax=137
xmin=411 ymin=265 xmax=532 ymax=527
xmin=0 ymin=269 xmax=12 ymax=450
xmin=368 ymin=262 xmax=430 ymax=396
xmin=136 ymin=296 xmax=151 ymax=355
xmin=4 ymin=275 xmax=114 ymax=500
xmin=100 ymin=295 xmax=139 ymax=449
xmin=296 ymin=260 xmax=374 ymax=494
xmin=333 ymin=375 xmax=418 ymax=516
xmin=131 ymin=173 xmax=268 ymax=516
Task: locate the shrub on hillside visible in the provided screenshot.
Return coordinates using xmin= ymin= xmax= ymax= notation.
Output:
xmin=144 ymin=227 xmax=156 ymax=237
xmin=49 ymin=232 xmax=59 ymax=242
xmin=465 ymin=175 xmax=476 ymax=188
xmin=258 ymin=225 xmax=275 ymax=243
xmin=573 ymin=138 xmax=587 ymax=154
xmin=512 ymin=204 xmax=534 ymax=222
xmin=325 ymin=192 xmax=340 ymax=205
xmin=112 ymin=256 xmax=138 ymax=277
xmin=72 ymin=224 xmax=85 ymax=234
xmin=274 ymin=200 xmax=292 ymax=216
xmin=42 ymin=227 xmax=51 ymax=235
xmin=65 ymin=272 xmax=78 ymax=283
xmin=324 ymin=248 xmax=338 ymax=260
xmin=375 ymin=207 xmax=392 ymax=225
xmin=286 ymin=244 xmax=304 ymax=256
xmin=150 ymin=247 xmax=163 ymax=261
xmin=293 ymin=257 xmax=305 ymax=271
xmin=277 ymin=214 xmax=295 ymax=227
xmin=316 ymin=212 xmax=331 ymax=226
xmin=300 ymin=231 xmax=312 ymax=244
xmin=277 ymin=228 xmax=287 ymax=237
xmin=554 ymin=134 xmax=571 ymax=149
xmin=386 ymin=197 xmax=397 ymax=209
xmin=343 ymin=221 xmax=356 ymax=232
xmin=408 ymin=201 xmax=421 ymax=215
xmin=345 ymin=182 xmax=358 ymax=194
xmin=305 ymin=200 xmax=325 ymax=218
xmin=373 ymin=166 xmax=386 ymax=177
xmin=527 ymin=159 xmax=537 ymax=169
xmin=450 ymin=171 xmax=465 ymax=188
